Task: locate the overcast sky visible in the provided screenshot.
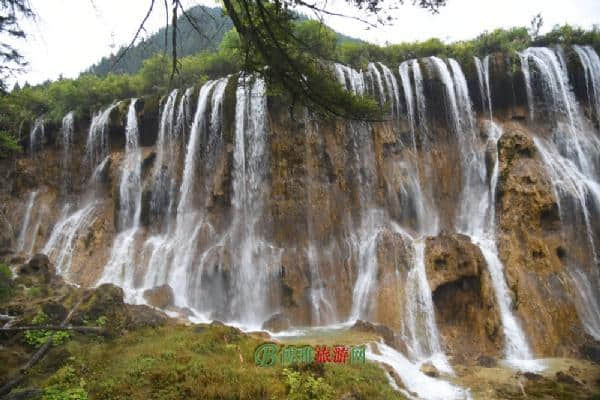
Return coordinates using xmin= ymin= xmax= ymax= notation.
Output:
xmin=7 ymin=0 xmax=600 ymax=87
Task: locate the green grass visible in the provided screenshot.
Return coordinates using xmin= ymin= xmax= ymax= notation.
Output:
xmin=26 ymin=324 xmax=404 ymax=400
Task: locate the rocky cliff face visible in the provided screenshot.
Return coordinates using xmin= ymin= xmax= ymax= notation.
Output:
xmin=3 ymin=46 xmax=600 ymax=370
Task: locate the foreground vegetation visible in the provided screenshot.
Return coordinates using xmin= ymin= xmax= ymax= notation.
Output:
xmin=0 ymin=257 xmax=403 ymax=400
xmin=1 ymin=19 xmax=599 ymax=157
xmin=24 ymin=324 xmax=403 ymax=400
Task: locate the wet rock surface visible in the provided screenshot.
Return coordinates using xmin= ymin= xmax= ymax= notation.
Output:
xmin=425 ymin=233 xmax=503 ymax=360
xmin=496 ymin=125 xmax=584 ymax=356
xmin=143 ymin=284 xmax=175 ymax=309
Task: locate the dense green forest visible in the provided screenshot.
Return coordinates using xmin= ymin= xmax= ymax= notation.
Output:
xmin=0 ymin=7 xmax=599 ymax=157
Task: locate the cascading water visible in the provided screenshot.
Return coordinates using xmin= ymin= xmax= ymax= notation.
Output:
xmin=398 ymin=59 xmax=438 ymax=233
xmin=151 ymin=89 xmax=179 ymax=222
xmin=574 ymin=45 xmax=600 ymax=122
xmin=339 ymin=66 xmax=384 ymax=323
xmin=85 ymin=103 xmax=117 ymax=176
xmin=169 ymin=79 xmax=224 ymax=307
xmin=175 ymin=86 xmax=195 ymax=138
xmin=340 ymin=62 xmax=452 ymax=378
xmin=225 ymin=75 xmax=281 ymax=327
xmin=98 ymin=99 xmax=142 ymax=290
xmin=402 ymin=239 xmax=452 ymax=373
xmin=16 ymin=191 xmax=38 ymax=254
xmin=59 ymin=111 xmax=75 ymax=195
xmin=474 ymin=56 xmax=492 ymax=118
xmin=377 ymin=62 xmax=400 ymax=115
xmin=305 ymin=118 xmax=337 ymax=325
xmin=334 ymin=63 xmax=365 ymax=95
xmin=43 ymin=202 xmax=98 ymax=278
xmin=117 ymin=99 xmax=142 ymax=230
xmin=366 ymin=341 xmax=469 ymax=400
xmin=29 ymin=117 xmax=45 ymax=157
xmin=521 ymin=46 xmax=600 ymax=340
xmin=434 ymin=55 xmax=539 ymax=367
xmin=44 ymin=104 xmax=116 ymax=278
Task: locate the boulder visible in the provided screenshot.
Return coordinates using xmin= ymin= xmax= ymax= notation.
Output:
xmin=78 ymin=283 xmax=125 ymax=321
xmin=425 ymin=233 xmax=502 ymax=359
xmin=19 ymin=253 xmax=55 ymax=283
xmin=143 ymin=284 xmax=175 ymax=309
xmin=580 ymin=343 xmax=600 ymax=364
xmin=351 ymin=320 xmax=407 ymax=354
xmin=74 ymin=283 xmax=166 ymax=331
xmin=420 ymin=362 xmax=439 ymax=377
xmin=371 ymin=228 xmax=413 ymax=331
xmin=262 ymin=313 xmax=291 ymax=333
xmin=424 ymin=233 xmax=486 ymax=292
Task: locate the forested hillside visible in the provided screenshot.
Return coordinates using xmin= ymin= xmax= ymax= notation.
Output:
xmin=87 ymin=6 xmax=233 ymax=76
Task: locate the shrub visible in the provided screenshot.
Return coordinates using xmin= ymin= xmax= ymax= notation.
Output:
xmin=24 ymin=311 xmax=71 ymax=348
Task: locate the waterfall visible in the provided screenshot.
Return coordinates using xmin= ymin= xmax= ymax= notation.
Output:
xmin=429 ymin=56 xmax=461 ymax=133
xmin=98 ymin=99 xmax=144 ymax=290
xmin=574 ymin=45 xmax=600 ymax=123
xmin=521 ymin=48 xmax=597 ymax=175
xmin=399 ymin=61 xmax=417 ymax=148
xmin=343 ymin=65 xmax=382 ymax=322
xmin=398 ymin=59 xmax=438 ymax=233
xmin=366 ymin=342 xmax=470 ymax=400
xmin=59 ymin=111 xmax=75 ymax=195
xmin=85 ymin=103 xmax=117 ymax=176
xmin=349 ymin=210 xmax=384 ymax=321
xmin=521 ymin=46 xmax=600 ymax=340
xmin=465 ymin=119 xmax=538 ymax=366
xmin=29 ymin=117 xmax=45 ymax=156
xmin=16 ymin=191 xmax=38 ymax=254
xmin=98 ymin=100 xmax=142 ymax=289
xmin=474 ymin=56 xmax=492 ymax=118
xmin=134 ymin=78 xmax=229 ymax=312
xmin=334 ymin=63 xmax=365 ymax=95
xmin=431 ymin=55 xmax=538 ymax=366
xmin=305 ymin=118 xmax=337 ymax=325
xmin=338 ymin=61 xmax=448 ymax=373
xmin=403 ymin=239 xmax=452 ymax=373
xmin=170 ymin=79 xmax=223 ymax=298
xmin=29 ymin=47 xmax=600 ymax=398
xmin=44 ymin=103 xmax=119 ymax=280
xmin=378 ymin=62 xmax=400 ymax=115
xmin=43 ymin=202 xmax=98 ymax=277
xmin=151 ymin=89 xmax=179 ymax=222
xmin=175 ymin=86 xmax=195 ymax=137
xmin=117 ymin=99 xmax=142 ymax=230
xmin=226 ymin=75 xmax=278 ymax=327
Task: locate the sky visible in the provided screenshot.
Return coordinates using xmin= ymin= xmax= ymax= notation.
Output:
xmin=6 ymin=0 xmax=600 ymax=87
